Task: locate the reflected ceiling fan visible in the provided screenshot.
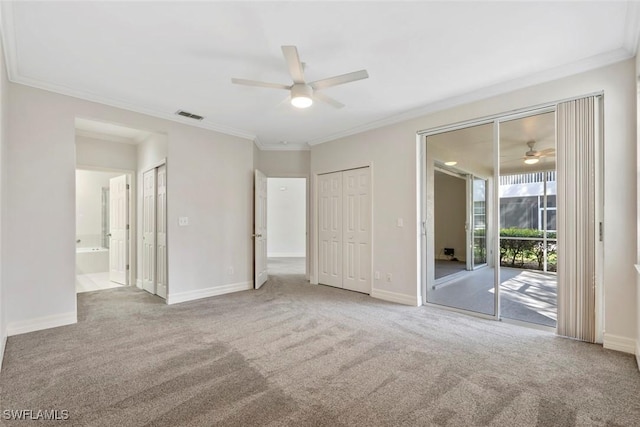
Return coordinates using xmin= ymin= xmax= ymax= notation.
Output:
xmin=523 ymin=140 xmax=555 ymax=164
xmin=231 ymin=45 xmax=369 ymax=109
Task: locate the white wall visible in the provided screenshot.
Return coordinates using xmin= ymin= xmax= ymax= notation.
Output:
xmin=76 ymin=169 xmax=122 ymax=248
xmin=267 ymin=178 xmax=306 ymax=257
xmin=434 ymin=171 xmax=466 ymax=261
xmin=5 ymin=82 xmax=254 ymax=334
xmin=136 ymin=132 xmax=168 ymax=285
xmin=76 ymin=136 xmax=137 ymax=171
xmin=0 ymin=29 xmax=8 ymax=368
xmin=311 ymin=59 xmax=637 ymax=349
xmin=636 ymin=50 xmax=640 ymax=366
xmin=256 ymin=150 xmax=310 ymax=176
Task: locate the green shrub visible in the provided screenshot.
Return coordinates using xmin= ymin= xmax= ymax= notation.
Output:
xmin=499 ymin=228 xmax=556 ymax=270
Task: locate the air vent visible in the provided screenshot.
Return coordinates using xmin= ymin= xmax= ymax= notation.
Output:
xmin=175 ymin=110 xmax=204 ymax=121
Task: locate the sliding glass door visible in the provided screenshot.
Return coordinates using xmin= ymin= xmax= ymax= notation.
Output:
xmin=424 ymin=110 xmax=558 ymax=326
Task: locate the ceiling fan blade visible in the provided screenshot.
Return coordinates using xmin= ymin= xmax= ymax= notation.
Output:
xmin=314 ymin=92 xmax=345 ymax=109
xmin=310 ymin=69 xmax=369 ymax=90
xmin=281 ymin=45 xmax=306 ymax=84
xmin=231 ymin=78 xmax=290 ymax=90
xmin=540 ymin=148 xmax=556 ymax=155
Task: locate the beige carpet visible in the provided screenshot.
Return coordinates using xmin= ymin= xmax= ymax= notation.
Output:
xmin=0 ymin=271 xmax=638 ymax=426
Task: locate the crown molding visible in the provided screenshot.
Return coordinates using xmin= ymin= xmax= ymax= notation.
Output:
xmin=12 ymin=74 xmax=259 ymax=142
xmin=1 ymin=3 xmax=258 ymax=143
xmin=259 ymin=143 xmax=310 ymax=152
xmin=624 ymin=0 xmax=640 ymax=55
xmin=307 ymin=48 xmax=633 ymax=146
xmin=2 ymin=1 xmax=636 ymax=152
xmin=253 ymin=135 xmax=310 ymax=151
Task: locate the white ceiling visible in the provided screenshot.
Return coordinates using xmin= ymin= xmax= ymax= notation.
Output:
xmin=3 ymin=1 xmax=638 ymax=151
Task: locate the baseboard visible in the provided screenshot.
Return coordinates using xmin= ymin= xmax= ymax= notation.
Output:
xmin=636 ymin=341 xmax=640 ymax=372
xmin=603 ymin=333 xmax=636 ymax=354
xmin=371 ymin=288 xmax=420 ymax=306
xmin=267 ymin=253 xmax=305 ymax=258
xmin=167 ymin=281 xmax=253 ymax=305
xmin=7 ymin=312 xmax=77 ymax=337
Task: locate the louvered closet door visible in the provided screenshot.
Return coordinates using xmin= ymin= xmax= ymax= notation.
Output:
xmin=318 ymin=172 xmax=343 ymax=288
xmin=342 ymin=168 xmax=371 ymax=293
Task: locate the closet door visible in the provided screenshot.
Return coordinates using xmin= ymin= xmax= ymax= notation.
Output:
xmin=342 ymin=168 xmax=371 ymax=293
xmin=156 ymin=164 xmax=168 ymax=299
xmin=141 ymin=169 xmax=156 ymax=294
xmin=318 ymin=172 xmax=343 ymax=288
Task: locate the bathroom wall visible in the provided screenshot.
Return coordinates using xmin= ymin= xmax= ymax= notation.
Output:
xmin=76 ymin=169 xmax=123 ymax=248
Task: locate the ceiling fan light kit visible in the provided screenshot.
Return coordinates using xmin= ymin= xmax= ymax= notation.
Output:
xmin=290 ymin=84 xmax=313 ymax=108
xmin=231 ymin=45 xmax=368 ymax=110
xmin=522 ymin=140 xmax=554 ymax=165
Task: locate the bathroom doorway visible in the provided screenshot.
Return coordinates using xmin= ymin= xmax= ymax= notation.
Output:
xmin=75 ymin=168 xmax=134 ymax=293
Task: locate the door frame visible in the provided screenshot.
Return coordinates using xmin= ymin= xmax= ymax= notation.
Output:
xmin=417 ymin=93 xmax=604 ymax=337
xmin=75 ymin=165 xmax=136 ymax=287
xmin=311 ymin=162 xmax=373 ymax=291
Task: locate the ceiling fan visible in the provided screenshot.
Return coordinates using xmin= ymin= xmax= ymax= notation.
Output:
xmin=231 ymin=45 xmax=369 ymax=109
xmin=523 ymin=140 xmax=555 ymax=164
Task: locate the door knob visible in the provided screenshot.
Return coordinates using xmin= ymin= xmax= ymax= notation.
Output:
xmin=252 ymin=234 xmax=262 ymax=238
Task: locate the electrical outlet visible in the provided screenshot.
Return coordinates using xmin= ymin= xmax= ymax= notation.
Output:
xmin=178 ymin=216 xmax=189 ymax=226
xmin=386 ymin=273 xmax=392 ymax=282
xmin=374 ymin=271 xmax=380 ymax=280
xmin=228 ymin=266 xmax=234 ymax=276
xmin=397 ymin=218 xmax=404 ymax=227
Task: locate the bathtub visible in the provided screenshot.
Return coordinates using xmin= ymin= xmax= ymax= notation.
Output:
xmin=76 ymin=247 xmax=109 ymax=274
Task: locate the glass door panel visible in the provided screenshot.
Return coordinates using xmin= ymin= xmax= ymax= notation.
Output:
xmin=472 ymin=177 xmax=487 ymax=268
xmin=426 ymin=123 xmax=495 ymax=316
xmin=498 ymin=112 xmax=557 ymax=327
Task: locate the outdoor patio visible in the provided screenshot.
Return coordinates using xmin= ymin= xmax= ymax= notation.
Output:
xmin=428 ymin=266 xmax=557 ymax=327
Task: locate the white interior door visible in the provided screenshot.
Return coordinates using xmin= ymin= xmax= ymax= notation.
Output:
xmin=318 ymin=172 xmax=343 ymax=288
xmin=142 ymin=169 xmax=156 ymax=294
xmin=342 ymin=168 xmax=371 ymax=293
xmin=109 ymin=174 xmax=129 ymax=285
xmin=254 ymin=169 xmax=268 ymax=289
xmin=156 ymin=165 xmax=167 ymax=299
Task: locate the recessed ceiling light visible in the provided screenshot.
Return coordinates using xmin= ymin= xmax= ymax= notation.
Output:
xmin=524 ymin=158 xmax=540 ymax=165
xmin=280 ymin=187 xmax=287 ymax=191
xmin=444 ymin=161 xmax=457 ymax=166
xmin=281 ymin=140 xmax=288 ymax=145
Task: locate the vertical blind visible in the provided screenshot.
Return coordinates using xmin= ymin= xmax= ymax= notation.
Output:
xmin=556 ymin=96 xmax=597 ymax=342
